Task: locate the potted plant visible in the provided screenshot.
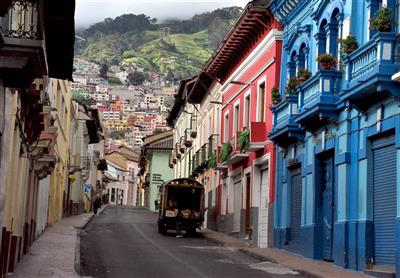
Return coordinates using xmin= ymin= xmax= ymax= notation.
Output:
xmin=220 ymin=142 xmax=232 ymax=162
xmin=338 ymin=35 xmax=358 ymax=54
xmin=271 ymin=87 xmax=281 ymax=105
xmin=370 ymin=7 xmax=393 ymax=32
xmin=238 ymin=129 xmax=250 ymax=152
xmin=285 ymin=77 xmax=299 ymax=96
xmin=297 ymin=68 xmax=311 ymax=82
xmin=207 ymin=152 xmax=217 ymax=169
xmin=316 ymin=53 xmax=337 ymax=70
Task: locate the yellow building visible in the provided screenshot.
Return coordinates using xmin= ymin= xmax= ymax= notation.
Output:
xmin=103 ymin=119 xmax=128 ymax=131
xmin=47 ymin=79 xmax=73 ymax=224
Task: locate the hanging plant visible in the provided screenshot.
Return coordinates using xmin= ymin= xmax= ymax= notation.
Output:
xmin=220 ymin=142 xmax=232 ymax=162
xmin=338 ymin=35 xmax=358 ymax=54
xmin=238 ymin=129 xmax=250 ymax=152
xmin=271 ymin=87 xmax=281 ymax=105
xmin=297 ymin=68 xmax=311 ymax=82
xmin=285 ymin=77 xmax=299 ymax=96
xmin=207 ymin=153 xmax=217 ymax=169
xmin=370 ymin=7 xmax=393 ymax=32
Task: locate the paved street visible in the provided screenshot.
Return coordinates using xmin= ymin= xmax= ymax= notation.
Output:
xmin=80 ymin=206 xmax=304 ymax=278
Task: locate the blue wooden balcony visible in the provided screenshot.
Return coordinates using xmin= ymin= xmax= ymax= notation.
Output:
xmin=295 ymin=70 xmax=342 ymax=131
xmin=341 ymin=32 xmax=399 ymax=111
xmin=269 ymin=95 xmax=304 ymax=148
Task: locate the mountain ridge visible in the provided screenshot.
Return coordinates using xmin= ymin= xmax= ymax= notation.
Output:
xmin=75 ymin=7 xmax=242 ymax=80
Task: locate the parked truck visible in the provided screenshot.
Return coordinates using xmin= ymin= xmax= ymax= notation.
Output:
xmin=157 ymin=178 xmax=205 ymax=236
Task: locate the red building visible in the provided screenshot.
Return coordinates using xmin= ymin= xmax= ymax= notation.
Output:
xmin=209 ymin=1 xmax=282 ymax=247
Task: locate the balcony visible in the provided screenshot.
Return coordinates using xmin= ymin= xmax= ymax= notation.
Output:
xmin=215 ymin=146 xmax=228 ymax=171
xmin=226 ymin=131 xmax=249 ymax=166
xmin=200 ymin=143 xmax=209 ymax=167
xmin=248 ymin=122 xmax=267 ymax=152
xmin=0 ymin=0 xmax=46 ymax=87
xmin=175 ymin=143 xmax=182 ymax=159
xmin=208 ymin=134 xmax=219 ymax=156
xmin=269 ymin=95 xmax=304 ymax=148
xmin=190 ymin=115 xmax=197 ymax=138
xmin=295 ymin=70 xmax=342 ymax=131
xmin=342 ymin=32 xmax=398 ymax=112
xmin=183 ymin=129 xmax=192 ymax=147
xmin=179 ymin=136 xmax=185 ymax=154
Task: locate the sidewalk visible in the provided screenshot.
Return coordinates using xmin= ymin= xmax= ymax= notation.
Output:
xmin=201 ymin=229 xmax=368 ymax=278
xmin=11 ymin=206 xmax=107 ymax=278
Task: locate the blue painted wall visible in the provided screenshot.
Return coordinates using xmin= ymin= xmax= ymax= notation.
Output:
xmin=270 ymin=0 xmax=400 ymax=275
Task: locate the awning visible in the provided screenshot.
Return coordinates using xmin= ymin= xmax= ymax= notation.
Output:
xmin=44 ymin=0 xmax=76 ymax=81
xmin=203 ymin=1 xmax=273 ymax=83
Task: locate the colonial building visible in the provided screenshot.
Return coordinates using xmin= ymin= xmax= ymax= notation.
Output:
xmin=268 ymin=0 xmax=400 ymax=275
xmin=0 ymin=0 xmax=75 ymax=275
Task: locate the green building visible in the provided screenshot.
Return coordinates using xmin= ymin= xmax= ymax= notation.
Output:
xmin=141 ymin=130 xmax=174 ymax=212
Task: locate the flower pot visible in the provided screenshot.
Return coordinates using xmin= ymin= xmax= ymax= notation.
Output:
xmin=272 ymin=99 xmax=280 ymax=105
xmin=298 ymin=76 xmax=307 ymax=83
xmin=320 ymin=62 xmax=333 ymax=70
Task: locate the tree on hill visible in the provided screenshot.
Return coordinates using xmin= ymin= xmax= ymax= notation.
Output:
xmin=127 ymin=71 xmax=146 ymax=85
xmin=99 ymin=63 xmax=109 ymax=79
xmin=82 ymin=14 xmax=156 ymax=37
xmin=165 ymin=70 xmax=175 ymax=82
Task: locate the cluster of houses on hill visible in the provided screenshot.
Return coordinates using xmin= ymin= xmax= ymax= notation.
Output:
xmin=141 ymin=0 xmax=400 ymax=276
xmin=72 ymin=59 xmax=174 ymax=150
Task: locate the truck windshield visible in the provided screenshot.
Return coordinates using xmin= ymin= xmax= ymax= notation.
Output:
xmin=167 ymin=186 xmax=202 ymax=210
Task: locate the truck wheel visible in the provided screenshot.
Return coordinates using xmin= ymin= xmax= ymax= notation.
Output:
xmin=158 ymin=223 xmax=167 ymax=235
xmin=186 ymin=228 xmax=196 ymax=237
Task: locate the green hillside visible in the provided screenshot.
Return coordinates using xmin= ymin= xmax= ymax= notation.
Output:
xmin=75 ymin=8 xmax=241 ymax=79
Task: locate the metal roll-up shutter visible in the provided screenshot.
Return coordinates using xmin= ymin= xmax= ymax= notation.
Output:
xmin=372 ymin=135 xmax=396 ymax=266
xmin=290 ymin=171 xmax=302 ymax=242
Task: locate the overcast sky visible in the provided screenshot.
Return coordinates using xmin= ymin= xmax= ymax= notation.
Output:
xmin=75 ymin=0 xmax=249 ymax=28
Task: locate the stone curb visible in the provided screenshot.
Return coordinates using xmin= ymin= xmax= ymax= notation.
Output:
xmin=238 ymin=248 xmax=322 ymax=278
xmin=201 ymin=231 xmax=321 ymax=278
xmin=74 ymin=205 xmax=109 ymax=276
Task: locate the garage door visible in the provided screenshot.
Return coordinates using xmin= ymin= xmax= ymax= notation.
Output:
xmin=373 ymin=135 xmax=396 ymax=266
xmin=290 ymin=170 xmax=302 ymax=243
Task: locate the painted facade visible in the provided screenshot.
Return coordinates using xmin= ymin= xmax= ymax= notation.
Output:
xmin=268 ymin=0 xmax=400 ymax=275
xmin=140 ymin=130 xmax=174 ymax=212
xmin=167 ymin=1 xmax=282 ymax=248
xmin=167 ymin=79 xmax=222 ymax=230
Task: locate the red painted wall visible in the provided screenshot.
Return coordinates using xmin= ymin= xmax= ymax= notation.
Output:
xmin=219 ymin=21 xmax=282 ymax=207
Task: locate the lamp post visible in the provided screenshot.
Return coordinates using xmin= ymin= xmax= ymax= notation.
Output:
xmin=229 ymin=80 xmax=255 ymax=86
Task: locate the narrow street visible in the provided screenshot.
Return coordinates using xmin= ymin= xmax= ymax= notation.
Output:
xmin=80 ymin=206 xmax=303 ymax=278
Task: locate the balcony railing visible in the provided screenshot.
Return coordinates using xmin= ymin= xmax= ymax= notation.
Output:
xmin=190 ymin=115 xmax=197 ymax=138
xmin=201 ymin=143 xmax=208 ymax=165
xmin=208 ymin=134 xmax=219 ymax=157
xmin=215 ymin=145 xmax=228 ymax=171
xmin=1 ymin=0 xmax=40 ymax=40
xmin=341 ymin=32 xmax=398 ymax=111
xmin=0 ymin=0 xmax=46 ymax=87
xmin=226 ymin=131 xmax=249 ymax=165
xmin=269 ymin=95 xmax=304 ymax=148
xmin=295 ymin=70 xmax=341 ymax=131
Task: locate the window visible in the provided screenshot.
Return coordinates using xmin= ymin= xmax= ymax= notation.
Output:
xmin=257 ymin=82 xmax=266 ymax=122
xmin=233 ymin=103 xmax=240 ymax=134
xmin=244 ymin=92 xmax=250 ymax=128
xmin=224 ymin=112 xmax=229 ymax=142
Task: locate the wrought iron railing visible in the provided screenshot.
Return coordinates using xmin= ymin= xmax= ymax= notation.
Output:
xmin=1 ymin=0 xmax=40 ymax=39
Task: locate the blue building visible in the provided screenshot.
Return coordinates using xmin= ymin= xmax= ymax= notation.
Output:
xmin=268 ymin=0 xmax=400 ymax=275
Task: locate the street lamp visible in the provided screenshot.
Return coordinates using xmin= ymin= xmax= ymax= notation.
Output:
xmin=210 ymin=101 xmax=232 ymax=106
xmin=229 ymin=80 xmax=255 ymax=86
